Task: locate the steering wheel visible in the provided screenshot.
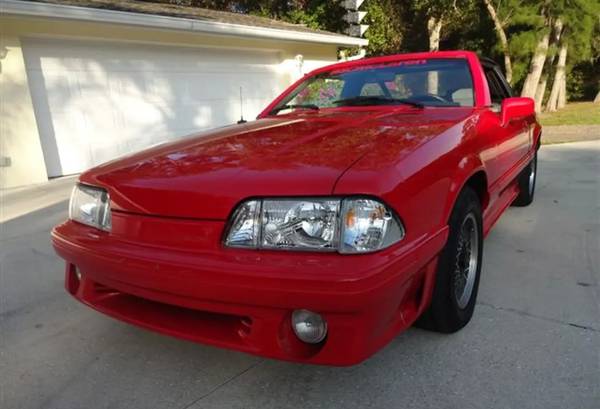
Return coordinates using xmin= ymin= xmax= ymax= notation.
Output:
xmin=410 ymin=93 xmax=453 ymax=105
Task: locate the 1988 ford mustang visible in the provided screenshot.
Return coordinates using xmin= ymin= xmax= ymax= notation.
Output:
xmin=52 ymin=51 xmax=541 ymax=366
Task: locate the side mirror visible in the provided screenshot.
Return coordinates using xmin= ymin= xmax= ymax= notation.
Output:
xmin=500 ymin=97 xmax=535 ymax=127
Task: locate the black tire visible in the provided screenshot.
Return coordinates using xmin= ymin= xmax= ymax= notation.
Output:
xmin=512 ymin=152 xmax=537 ymax=207
xmin=417 ymin=187 xmax=483 ymax=333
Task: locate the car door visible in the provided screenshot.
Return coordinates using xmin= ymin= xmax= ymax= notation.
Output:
xmin=483 ymin=64 xmax=530 ymax=190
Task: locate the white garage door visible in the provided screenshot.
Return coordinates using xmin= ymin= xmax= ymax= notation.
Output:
xmin=23 ymin=38 xmax=286 ymax=177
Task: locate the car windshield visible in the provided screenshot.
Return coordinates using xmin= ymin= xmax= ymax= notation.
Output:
xmin=270 ymin=58 xmax=474 ymax=115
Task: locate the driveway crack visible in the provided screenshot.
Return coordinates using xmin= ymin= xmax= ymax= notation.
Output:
xmin=180 ymin=360 xmax=264 ymax=409
xmin=477 ymin=301 xmax=600 ymax=333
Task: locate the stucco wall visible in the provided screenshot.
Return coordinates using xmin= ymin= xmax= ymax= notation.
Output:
xmin=0 ymin=33 xmax=49 ymax=189
xmin=0 ymin=15 xmax=340 ymax=188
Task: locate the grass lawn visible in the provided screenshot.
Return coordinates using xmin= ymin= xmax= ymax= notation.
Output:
xmin=539 ymin=102 xmax=600 ymax=126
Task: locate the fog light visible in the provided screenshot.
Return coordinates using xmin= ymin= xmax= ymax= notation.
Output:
xmin=291 ymin=309 xmax=327 ymax=344
xmin=75 ymin=267 xmax=82 ymax=281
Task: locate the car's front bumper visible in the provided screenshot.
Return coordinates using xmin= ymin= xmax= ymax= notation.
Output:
xmin=51 ymin=211 xmax=448 ymax=366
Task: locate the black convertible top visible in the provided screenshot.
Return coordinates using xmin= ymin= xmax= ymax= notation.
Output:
xmin=479 ymin=56 xmax=502 ymax=68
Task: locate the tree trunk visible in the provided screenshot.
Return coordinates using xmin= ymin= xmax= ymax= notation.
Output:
xmin=534 ymin=19 xmax=563 ymax=111
xmin=594 ymin=90 xmax=600 ymax=103
xmin=521 ymin=31 xmax=550 ymax=98
xmin=534 ymin=76 xmax=547 ymax=112
xmin=427 ymin=16 xmax=443 ymax=94
xmin=558 ymin=75 xmax=567 ymax=109
xmin=483 ymin=0 xmax=512 ymax=84
xmin=427 ymin=16 xmax=443 ymax=51
xmin=546 ymin=42 xmax=568 ymax=112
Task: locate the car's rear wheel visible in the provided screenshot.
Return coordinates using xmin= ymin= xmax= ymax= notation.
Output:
xmin=417 ymin=187 xmax=483 ymax=333
xmin=512 ymin=152 xmax=537 ymax=207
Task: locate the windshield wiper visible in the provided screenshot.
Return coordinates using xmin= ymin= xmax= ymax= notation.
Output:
xmin=271 ymin=104 xmax=320 ymax=114
xmin=333 ymin=96 xmax=424 ymax=108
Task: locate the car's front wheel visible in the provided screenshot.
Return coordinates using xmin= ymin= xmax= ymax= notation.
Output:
xmin=417 ymin=187 xmax=483 ymax=333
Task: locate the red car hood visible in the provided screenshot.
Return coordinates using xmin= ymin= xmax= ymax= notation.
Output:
xmin=81 ymin=108 xmax=473 ymax=219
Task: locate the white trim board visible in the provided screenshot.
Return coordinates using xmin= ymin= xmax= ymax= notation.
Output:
xmin=1 ymin=0 xmax=369 ymax=47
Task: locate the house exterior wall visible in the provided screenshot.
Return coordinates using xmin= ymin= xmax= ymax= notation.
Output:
xmin=0 ymin=15 xmax=341 ymax=188
xmin=0 ymin=33 xmax=49 ymax=189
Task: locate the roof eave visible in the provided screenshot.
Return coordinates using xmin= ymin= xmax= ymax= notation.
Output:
xmin=1 ymin=0 xmax=369 ymax=47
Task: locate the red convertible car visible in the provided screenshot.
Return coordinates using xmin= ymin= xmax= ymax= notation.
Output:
xmin=52 ymin=51 xmax=541 ymax=366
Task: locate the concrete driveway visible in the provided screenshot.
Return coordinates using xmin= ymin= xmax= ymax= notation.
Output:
xmin=1 ymin=141 xmax=599 ymax=409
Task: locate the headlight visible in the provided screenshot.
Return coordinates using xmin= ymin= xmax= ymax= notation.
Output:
xmin=69 ymin=184 xmax=111 ymax=231
xmin=225 ymin=198 xmax=404 ymax=253
xmin=261 ymin=199 xmax=340 ymax=250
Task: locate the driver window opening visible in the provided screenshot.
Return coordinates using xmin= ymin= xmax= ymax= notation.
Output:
xmin=484 ymin=67 xmax=509 ymax=111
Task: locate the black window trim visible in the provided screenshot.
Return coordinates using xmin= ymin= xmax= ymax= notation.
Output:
xmin=485 ymin=69 xmax=507 ymax=104
xmin=481 ymin=59 xmax=513 ymax=100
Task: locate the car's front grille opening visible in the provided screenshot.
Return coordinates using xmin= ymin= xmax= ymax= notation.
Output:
xmin=81 ymin=277 xmax=255 ymax=350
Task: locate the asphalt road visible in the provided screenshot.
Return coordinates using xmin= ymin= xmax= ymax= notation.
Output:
xmin=1 ymin=141 xmax=599 ymax=409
